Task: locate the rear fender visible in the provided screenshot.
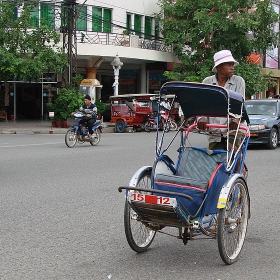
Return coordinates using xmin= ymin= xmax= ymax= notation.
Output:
xmin=128 ymin=166 xmax=152 ymax=190
xmin=217 ymin=174 xmax=248 ymax=209
xmin=93 ymin=120 xmax=103 ymax=130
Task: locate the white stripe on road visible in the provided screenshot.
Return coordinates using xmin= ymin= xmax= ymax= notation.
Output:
xmin=0 ymin=142 xmax=62 ymax=148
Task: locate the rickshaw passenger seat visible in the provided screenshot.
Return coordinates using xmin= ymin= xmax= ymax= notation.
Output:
xmin=176 ymin=147 xmax=226 ymax=183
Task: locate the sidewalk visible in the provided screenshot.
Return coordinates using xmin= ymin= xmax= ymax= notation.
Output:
xmin=0 ymin=120 xmax=115 ymax=134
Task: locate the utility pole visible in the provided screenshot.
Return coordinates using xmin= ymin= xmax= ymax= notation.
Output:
xmin=61 ymin=0 xmax=77 ymax=86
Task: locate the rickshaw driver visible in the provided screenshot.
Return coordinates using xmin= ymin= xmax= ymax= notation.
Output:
xmin=197 ymin=50 xmax=246 ymax=150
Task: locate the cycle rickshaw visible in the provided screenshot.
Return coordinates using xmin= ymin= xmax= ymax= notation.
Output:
xmin=118 ymin=82 xmax=251 ymax=264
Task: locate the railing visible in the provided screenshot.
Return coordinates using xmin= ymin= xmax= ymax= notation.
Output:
xmin=77 ymin=31 xmax=173 ymax=53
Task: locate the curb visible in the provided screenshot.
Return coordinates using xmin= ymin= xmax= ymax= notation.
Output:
xmin=0 ymin=124 xmax=116 ymax=135
xmin=0 ymin=128 xmax=115 ymax=134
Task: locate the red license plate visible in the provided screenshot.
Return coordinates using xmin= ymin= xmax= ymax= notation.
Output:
xmin=129 ymin=193 xmax=176 ymax=206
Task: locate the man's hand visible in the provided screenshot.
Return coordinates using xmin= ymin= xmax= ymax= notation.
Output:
xmin=197 ymin=117 xmax=207 ymax=130
xmin=229 ymin=118 xmax=239 ymax=130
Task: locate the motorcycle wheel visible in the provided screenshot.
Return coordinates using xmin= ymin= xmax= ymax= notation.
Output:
xmin=65 ymin=130 xmax=77 ymax=148
xmin=169 ymin=121 xmax=178 ymax=131
xmin=144 ymin=121 xmax=152 ymax=132
xmin=90 ymin=130 xmax=101 ymax=146
xmin=163 ymin=122 xmax=170 ymax=132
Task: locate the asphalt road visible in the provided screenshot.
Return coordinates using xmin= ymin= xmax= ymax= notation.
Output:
xmin=0 ymin=132 xmax=280 ymax=280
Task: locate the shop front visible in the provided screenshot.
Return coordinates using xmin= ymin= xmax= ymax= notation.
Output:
xmin=0 ymin=74 xmax=58 ymax=120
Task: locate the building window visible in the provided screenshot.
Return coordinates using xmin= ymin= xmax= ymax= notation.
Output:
xmin=144 ymin=16 xmax=152 ymax=39
xmin=41 ymin=4 xmax=55 ymax=28
xmin=30 ymin=6 xmax=39 ymax=27
xmin=92 ymin=7 xmax=102 ymax=32
xmin=92 ymin=7 xmax=111 ymax=33
xmin=13 ymin=7 xmax=18 ymax=20
xmin=28 ymin=4 xmax=54 ymax=28
xmin=134 ymin=14 xmax=142 ymax=37
xmin=103 ymin=9 xmax=111 ymax=33
xmin=126 ymin=13 xmax=132 ymax=31
xmin=76 ymin=5 xmax=87 ymax=31
xmin=155 ymin=20 xmax=160 ymax=39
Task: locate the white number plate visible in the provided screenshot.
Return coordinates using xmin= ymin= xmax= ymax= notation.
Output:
xmin=128 ymin=192 xmax=177 ymax=207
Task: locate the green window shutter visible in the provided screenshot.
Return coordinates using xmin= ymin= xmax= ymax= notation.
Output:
xmin=41 ymin=4 xmax=54 ymax=28
xmin=30 ymin=7 xmax=39 ymax=27
xmin=61 ymin=6 xmax=66 ymax=27
xmin=155 ymin=20 xmax=160 ymax=39
xmin=13 ymin=7 xmax=18 ymax=20
xmin=134 ymin=14 xmax=141 ymax=37
xmin=76 ymin=5 xmax=87 ymax=31
xmin=126 ymin=14 xmax=131 ymax=30
xmin=103 ymin=9 xmax=111 ymax=33
xmin=144 ymin=16 xmax=151 ymax=39
xmin=92 ymin=7 xmax=102 ymax=32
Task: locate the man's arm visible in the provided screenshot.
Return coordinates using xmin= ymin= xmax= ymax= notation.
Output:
xmin=234 ymin=76 xmax=246 ymax=99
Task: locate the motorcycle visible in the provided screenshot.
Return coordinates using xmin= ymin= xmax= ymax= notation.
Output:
xmin=65 ymin=111 xmax=103 ymax=148
xmin=144 ymin=110 xmax=177 ymax=132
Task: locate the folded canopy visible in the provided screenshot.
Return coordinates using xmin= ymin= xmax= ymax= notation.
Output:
xmin=160 ymin=82 xmax=249 ymax=123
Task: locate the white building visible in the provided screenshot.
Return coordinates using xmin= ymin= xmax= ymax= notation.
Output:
xmin=4 ymin=0 xmax=179 ymax=120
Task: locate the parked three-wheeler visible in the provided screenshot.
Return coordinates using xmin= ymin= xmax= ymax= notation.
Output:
xmin=110 ymin=93 xmax=158 ymax=132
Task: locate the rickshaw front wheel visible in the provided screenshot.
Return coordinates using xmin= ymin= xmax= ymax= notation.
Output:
xmin=124 ymin=170 xmax=156 ymax=252
xmin=217 ymin=178 xmax=249 ymax=264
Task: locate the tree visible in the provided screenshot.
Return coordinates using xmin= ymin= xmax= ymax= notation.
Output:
xmin=0 ymin=0 xmax=67 ymax=82
xmin=157 ymin=0 xmax=280 ymax=97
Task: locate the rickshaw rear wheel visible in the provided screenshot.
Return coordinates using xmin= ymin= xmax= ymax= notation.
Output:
xmin=217 ymin=178 xmax=249 ymax=264
xmin=124 ymin=169 xmax=156 ymax=252
xmin=115 ymin=120 xmax=126 ymax=133
xmin=65 ymin=130 xmax=77 ymax=148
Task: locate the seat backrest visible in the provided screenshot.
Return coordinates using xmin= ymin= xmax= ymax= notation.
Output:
xmin=176 ymin=147 xmax=226 ymax=183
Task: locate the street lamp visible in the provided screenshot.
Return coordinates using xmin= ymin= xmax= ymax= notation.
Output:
xmin=111 ymin=55 xmax=123 ymax=96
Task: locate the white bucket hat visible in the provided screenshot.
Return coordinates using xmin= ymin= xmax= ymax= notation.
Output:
xmin=212 ymin=50 xmax=239 ymax=72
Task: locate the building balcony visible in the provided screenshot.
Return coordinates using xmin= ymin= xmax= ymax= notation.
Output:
xmin=77 ymin=31 xmax=173 ymax=53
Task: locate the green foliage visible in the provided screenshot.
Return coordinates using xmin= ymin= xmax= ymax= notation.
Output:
xmin=157 ymin=0 xmax=280 ymax=97
xmin=235 ymin=62 xmax=276 ymax=97
xmin=95 ymin=101 xmax=106 ymax=114
xmin=0 ymin=1 xmax=67 ymax=82
xmin=123 ymin=30 xmax=131 ymax=35
xmin=47 ymin=88 xmax=84 ymax=121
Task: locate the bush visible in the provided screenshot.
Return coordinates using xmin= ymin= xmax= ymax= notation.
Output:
xmin=95 ymin=101 xmax=106 ymax=115
xmin=47 ymin=88 xmax=84 ymax=121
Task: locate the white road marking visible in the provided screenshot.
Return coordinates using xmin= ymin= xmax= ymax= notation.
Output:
xmin=0 ymin=142 xmax=62 ymax=148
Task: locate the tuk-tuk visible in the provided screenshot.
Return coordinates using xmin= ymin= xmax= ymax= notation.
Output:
xmin=110 ymin=94 xmax=158 ymax=133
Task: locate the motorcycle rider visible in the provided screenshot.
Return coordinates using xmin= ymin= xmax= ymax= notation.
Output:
xmin=76 ymin=95 xmax=97 ymax=139
xmin=160 ymin=98 xmax=171 ymax=111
